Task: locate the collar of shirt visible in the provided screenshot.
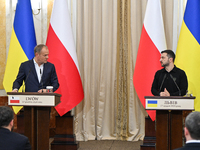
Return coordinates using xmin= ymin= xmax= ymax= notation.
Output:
xmin=186 ymin=140 xmax=200 ymax=144
xmin=33 ymin=58 xmax=44 ymax=83
xmin=161 ymin=65 xmax=177 ymax=73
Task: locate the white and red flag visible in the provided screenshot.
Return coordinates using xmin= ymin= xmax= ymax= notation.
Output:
xmin=133 ymin=0 xmax=167 ymax=121
xmin=46 ymin=0 xmax=84 ymax=116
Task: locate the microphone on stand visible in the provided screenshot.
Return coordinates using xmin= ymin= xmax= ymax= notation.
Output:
xmin=170 ymin=74 xmax=181 ymax=96
xmin=22 ymin=67 xmax=32 ymax=92
xmin=159 ymin=74 xmax=166 ymax=93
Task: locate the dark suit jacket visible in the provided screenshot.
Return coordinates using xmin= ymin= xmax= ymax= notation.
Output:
xmin=13 ymin=59 xmax=59 ymax=92
xmin=0 ymin=127 xmax=31 ymax=150
xmin=174 ymin=143 xmax=200 ymax=150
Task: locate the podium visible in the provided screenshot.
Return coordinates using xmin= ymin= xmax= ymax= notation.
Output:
xmin=7 ymin=92 xmax=61 ymax=150
xmin=145 ymin=96 xmax=195 ymax=150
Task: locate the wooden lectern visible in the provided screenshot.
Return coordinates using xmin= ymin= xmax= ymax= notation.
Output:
xmin=145 ymin=96 xmax=195 ymax=150
xmin=7 ymin=92 xmax=61 ymax=150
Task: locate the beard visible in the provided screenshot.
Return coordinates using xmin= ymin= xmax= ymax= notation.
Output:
xmin=161 ymin=61 xmax=169 ymax=67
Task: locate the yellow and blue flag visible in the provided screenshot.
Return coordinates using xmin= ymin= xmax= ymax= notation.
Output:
xmin=175 ymin=0 xmax=200 ymax=111
xmin=3 ymin=0 xmax=36 ymax=113
xmin=147 ymin=100 xmax=157 ymax=108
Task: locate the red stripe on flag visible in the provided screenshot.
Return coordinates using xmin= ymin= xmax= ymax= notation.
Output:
xmin=133 ymin=26 xmax=162 ymax=121
xmin=10 ymin=100 xmax=20 ymax=103
xmin=46 ymin=25 xmax=84 ymax=116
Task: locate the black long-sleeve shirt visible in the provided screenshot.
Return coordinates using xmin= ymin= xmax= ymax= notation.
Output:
xmin=151 ymin=65 xmax=188 ymax=96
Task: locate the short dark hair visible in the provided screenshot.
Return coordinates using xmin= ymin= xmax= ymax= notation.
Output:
xmin=0 ymin=106 xmax=14 ymax=127
xmin=34 ymin=44 xmax=48 ymax=55
xmin=161 ymin=50 xmax=175 ymax=62
xmin=185 ymin=111 xmax=200 ymax=140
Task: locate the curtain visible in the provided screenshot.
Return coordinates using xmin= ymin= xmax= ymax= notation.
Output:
xmin=75 ymin=0 xmax=147 ymax=141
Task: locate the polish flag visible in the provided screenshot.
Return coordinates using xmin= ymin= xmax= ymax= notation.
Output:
xmin=133 ymin=0 xmax=167 ymax=121
xmin=46 ymin=0 xmax=84 ymax=116
xmin=10 ymin=100 xmax=20 ymax=103
xmin=10 ymin=96 xmax=20 ymax=104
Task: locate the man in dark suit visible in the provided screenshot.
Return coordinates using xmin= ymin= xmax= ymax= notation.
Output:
xmin=0 ymin=106 xmax=31 ymax=150
xmin=12 ymin=44 xmax=59 ymax=92
xmin=174 ymin=111 xmax=200 ymax=150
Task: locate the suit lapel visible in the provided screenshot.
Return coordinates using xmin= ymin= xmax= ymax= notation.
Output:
xmin=42 ymin=63 xmax=47 ymax=82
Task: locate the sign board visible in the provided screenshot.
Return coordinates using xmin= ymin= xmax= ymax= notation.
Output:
xmin=145 ymin=96 xmax=195 ymax=110
xmin=7 ymin=92 xmax=61 ymax=106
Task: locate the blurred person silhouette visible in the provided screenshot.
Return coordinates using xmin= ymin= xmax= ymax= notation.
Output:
xmin=174 ymin=111 xmax=200 ymax=150
xmin=0 ymin=106 xmax=31 ymax=150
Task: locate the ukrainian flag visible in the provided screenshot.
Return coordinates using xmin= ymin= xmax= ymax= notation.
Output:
xmin=147 ymin=100 xmax=157 ymax=108
xmin=3 ymin=0 xmax=36 ymax=114
xmin=175 ymin=0 xmax=200 ymax=111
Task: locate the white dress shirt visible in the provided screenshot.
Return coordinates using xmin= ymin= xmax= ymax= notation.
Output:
xmin=33 ymin=59 xmax=44 ymax=83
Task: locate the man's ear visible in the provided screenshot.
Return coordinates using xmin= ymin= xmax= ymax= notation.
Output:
xmin=35 ymin=52 xmax=39 ymax=57
xmin=184 ymin=127 xmax=189 ymax=136
xmin=169 ymin=57 xmax=173 ymax=63
xmin=9 ymin=119 xmax=14 ymax=127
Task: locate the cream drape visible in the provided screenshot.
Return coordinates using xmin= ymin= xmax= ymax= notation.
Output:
xmin=75 ymin=0 xmax=120 ymax=141
xmin=75 ymin=0 xmax=147 ymax=141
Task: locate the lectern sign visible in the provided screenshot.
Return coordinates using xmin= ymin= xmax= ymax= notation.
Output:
xmin=7 ymin=92 xmax=61 ymax=107
xmin=145 ymin=96 xmax=194 ymax=110
xmin=8 ymin=95 xmax=56 ymax=106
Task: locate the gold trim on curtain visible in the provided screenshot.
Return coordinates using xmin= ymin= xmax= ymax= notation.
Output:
xmin=116 ymin=0 xmax=131 ymax=140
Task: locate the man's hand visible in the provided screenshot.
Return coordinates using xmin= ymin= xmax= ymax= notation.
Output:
xmin=38 ymin=89 xmax=48 ymax=93
xmin=12 ymin=89 xmax=18 ymax=92
xmin=160 ymin=88 xmax=170 ymax=96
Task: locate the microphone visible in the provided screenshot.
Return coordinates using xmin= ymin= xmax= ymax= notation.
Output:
xmin=22 ymin=67 xmax=32 ymax=92
xmin=170 ymin=74 xmax=181 ymax=96
xmin=40 ymin=68 xmax=44 ymax=92
xmin=159 ymin=74 xmax=166 ymax=93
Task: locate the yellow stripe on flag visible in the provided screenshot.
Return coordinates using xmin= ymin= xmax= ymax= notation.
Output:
xmin=175 ymin=21 xmax=200 ymax=111
xmin=3 ymin=28 xmax=28 ymax=114
xmin=147 ymin=104 xmax=157 ymax=107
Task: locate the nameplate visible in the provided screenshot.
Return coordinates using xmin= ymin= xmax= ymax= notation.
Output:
xmin=145 ymin=97 xmax=194 ymax=110
xmin=8 ymin=95 xmax=56 ymax=106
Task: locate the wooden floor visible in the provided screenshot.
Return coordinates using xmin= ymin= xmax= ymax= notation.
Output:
xmin=49 ymin=139 xmax=143 ymax=150
xmin=77 ymin=140 xmax=143 ymax=150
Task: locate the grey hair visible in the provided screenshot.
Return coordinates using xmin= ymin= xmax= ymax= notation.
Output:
xmin=185 ymin=111 xmax=200 ymax=140
xmin=34 ymin=44 xmax=48 ymax=55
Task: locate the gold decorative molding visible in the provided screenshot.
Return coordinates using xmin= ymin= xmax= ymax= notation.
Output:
xmin=47 ymin=0 xmax=54 ymax=29
xmin=0 ymin=1 xmax=6 ymax=89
